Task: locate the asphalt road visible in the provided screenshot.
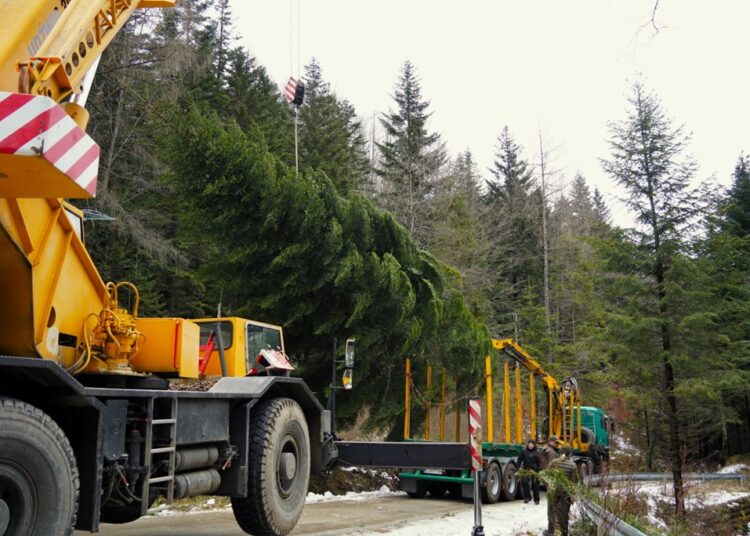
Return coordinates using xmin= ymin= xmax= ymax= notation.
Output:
xmin=76 ymin=494 xmax=547 ymax=536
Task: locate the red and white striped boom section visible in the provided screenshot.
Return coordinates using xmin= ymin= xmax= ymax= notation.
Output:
xmin=0 ymin=92 xmax=99 ymax=198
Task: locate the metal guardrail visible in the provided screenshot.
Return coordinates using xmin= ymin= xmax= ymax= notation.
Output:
xmin=578 ymin=472 xmax=748 ymax=535
xmin=588 ymin=472 xmax=747 ymax=486
xmin=578 ymin=497 xmax=648 ymax=536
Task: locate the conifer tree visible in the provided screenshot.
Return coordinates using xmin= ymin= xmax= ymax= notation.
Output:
xmin=376 ymin=61 xmax=446 ymax=245
xmin=299 ymin=59 xmax=369 ymax=196
xmin=723 ymin=154 xmax=750 ymax=236
xmin=484 ymin=126 xmax=543 ymax=327
xmin=602 ymin=82 xmax=704 ymax=518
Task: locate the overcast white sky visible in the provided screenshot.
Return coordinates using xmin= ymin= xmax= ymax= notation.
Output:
xmin=233 ymin=1 xmax=750 ymax=226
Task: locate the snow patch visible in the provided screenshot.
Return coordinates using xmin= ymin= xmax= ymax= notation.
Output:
xmin=305 ymin=485 xmax=400 ymax=504
xmin=719 ymin=463 xmax=749 ymax=474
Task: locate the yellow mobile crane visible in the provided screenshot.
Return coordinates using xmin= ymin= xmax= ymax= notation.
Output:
xmin=0 ymin=3 xmax=474 ymax=535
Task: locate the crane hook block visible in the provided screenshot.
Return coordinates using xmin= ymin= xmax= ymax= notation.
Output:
xmin=0 ymin=91 xmax=99 ymax=198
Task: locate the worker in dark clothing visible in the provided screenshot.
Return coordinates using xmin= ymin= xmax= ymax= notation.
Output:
xmin=540 ymin=435 xmax=560 ymax=469
xmin=516 ymin=439 xmax=541 ymax=504
xmin=544 ymin=452 xmax=579 ymax=536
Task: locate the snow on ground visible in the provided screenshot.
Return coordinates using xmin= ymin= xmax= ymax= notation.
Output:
xmin=305 ymin=485 xmax=400 ymax=504
xmin=352 ymin=499 xmax=549 ymax=536
xmin=606 ymin=479 xmax=750 ymax=529
xmin=611 ymin=434 xmax=639 ymax=455
xmin=149 ymin=486 xmax=402 ymax=516
xmin=719 ymin=463 xmax=749 ymax=474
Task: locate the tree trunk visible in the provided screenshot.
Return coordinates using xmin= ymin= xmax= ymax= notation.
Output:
xmin=537 ymin=129 xmax=552 ymax=362
xmin=655 ymin=256 xmax=685 ymax=518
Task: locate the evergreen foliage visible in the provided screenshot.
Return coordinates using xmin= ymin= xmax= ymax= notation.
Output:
xmin=376 ymin=61 xmax=446 ymax=245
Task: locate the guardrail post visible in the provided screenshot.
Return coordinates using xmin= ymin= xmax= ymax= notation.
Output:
xmin=469 ymin=397 xmax=484 ymax=536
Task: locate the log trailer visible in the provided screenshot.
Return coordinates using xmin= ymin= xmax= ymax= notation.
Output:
xmin=0 ymin=2 xmax=473 ymax=535
xmin=398 ymin=339 xmax=615 ymax=503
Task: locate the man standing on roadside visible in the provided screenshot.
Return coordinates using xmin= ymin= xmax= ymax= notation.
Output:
xmin=516 ymin=439 xmax=541 ymax=504
xmin=543 ymin=447 xmax=579 ymax=536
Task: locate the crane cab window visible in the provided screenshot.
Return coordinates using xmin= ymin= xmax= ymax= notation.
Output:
xmin=246 ymin=324 xmax=282 ymax=368
xmin=197 ymin=321 xmax=233 ymax=349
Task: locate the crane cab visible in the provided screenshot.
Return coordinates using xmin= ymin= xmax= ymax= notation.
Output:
xmin=193 ymin=317 xmax=286 ymax=378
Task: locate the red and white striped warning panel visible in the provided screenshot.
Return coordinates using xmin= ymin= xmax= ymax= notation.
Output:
xmin=284 ymin=77 xmax=297 ymax=103
xmin=468 ymin=397 xmax=483 ymax=471
xmin=0 ymin=92 xmax=99 ymax=198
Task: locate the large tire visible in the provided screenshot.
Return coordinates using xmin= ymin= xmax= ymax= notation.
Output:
xmin=580 ymin=426 xmax=595 ymax=446
xmin=231 ymin=398 xmax=310 ymax=536
xmin=0 ymin=398 xmax=79 ymax=536
xmin=406 ymin=481 xmax=427 ymax=498
xmin=500 ymin=462 xmax=518 ymax=502
xmin=481 ymin=463 xmax=502 ymax=504
xmin=427 ymin=482 xmax=448 ymax=498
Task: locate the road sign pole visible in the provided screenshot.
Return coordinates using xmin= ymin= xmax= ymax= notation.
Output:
xmin=469 ymin=397 xmax=485 ymax=536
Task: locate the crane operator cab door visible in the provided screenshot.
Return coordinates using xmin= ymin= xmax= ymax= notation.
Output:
xmin=245 ymin=320 xmax=293 ymax=377
xmin=195 ymin=317 xmax=289 ymax=378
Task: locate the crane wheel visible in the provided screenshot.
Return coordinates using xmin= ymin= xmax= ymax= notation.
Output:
xmin=232 ymin=398 xmax=310 ymax=536
xmin=0 ymin=398 xmax=79 ymax=536
xmin=481 ymin=463 xmax=502 ymax=504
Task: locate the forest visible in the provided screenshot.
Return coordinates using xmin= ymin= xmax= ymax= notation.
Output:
xmin=80 ymin=0 xmax=750 ymax=519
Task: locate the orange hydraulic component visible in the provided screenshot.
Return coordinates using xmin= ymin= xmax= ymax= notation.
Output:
xmin=130 ymin=317 xmax=200 ymax=378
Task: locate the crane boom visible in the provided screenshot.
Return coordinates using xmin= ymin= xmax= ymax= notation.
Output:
xmin=3 ymin=0 xmax=174 ymax=105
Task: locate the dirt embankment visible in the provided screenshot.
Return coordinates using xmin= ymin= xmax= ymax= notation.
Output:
xmin=309 ymin=467 xmax=398 ymax=495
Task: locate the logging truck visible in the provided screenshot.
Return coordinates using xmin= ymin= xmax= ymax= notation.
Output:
xmin=399 ymin=339 xmax=615 ymax=503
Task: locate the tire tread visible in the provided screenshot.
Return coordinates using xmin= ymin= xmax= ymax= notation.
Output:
xmin=0 ymin=397 xmax=80 ymax=536
xmin=232 ymin=398 xmax=306 ymax=536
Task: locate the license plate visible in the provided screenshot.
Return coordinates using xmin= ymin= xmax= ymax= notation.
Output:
xmin=422 ymin=469 xmax=444 ymax=475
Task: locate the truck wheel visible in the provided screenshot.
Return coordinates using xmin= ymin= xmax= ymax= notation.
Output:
xmin=0 ymin=398 xmax=79 ymax=536
xmin=232 ymin=398 xmax=310 ymax=536
xmin=428 ymin=482 xmax=448 ymax=498
xmin=406 ymin=481 xmax=427 ymax=498
xmin=500 ymin=462 xmax=518 ymax=502
xmin=580 ymin=426 xmax=595 ymax=446
xmin=481 ymin=463 xmax=502 ymax=504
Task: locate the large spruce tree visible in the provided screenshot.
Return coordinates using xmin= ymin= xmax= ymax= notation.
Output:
xmin=602 ymin=82 xmax=703 ymax=517
xmin=484 ymin=126 xmax=543 ymax=333
xmin=376 ymin=61 xmax=446 ymax=245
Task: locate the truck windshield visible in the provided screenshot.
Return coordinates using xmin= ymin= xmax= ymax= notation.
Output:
xmin=246 ymin=324 xmax=282 ymax=366
xmin=197 ymin=321 xmax=233 ymax=350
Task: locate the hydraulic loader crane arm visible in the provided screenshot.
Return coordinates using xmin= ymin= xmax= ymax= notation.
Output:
xmin=492 ymin=338 xmax=559 ymax=392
